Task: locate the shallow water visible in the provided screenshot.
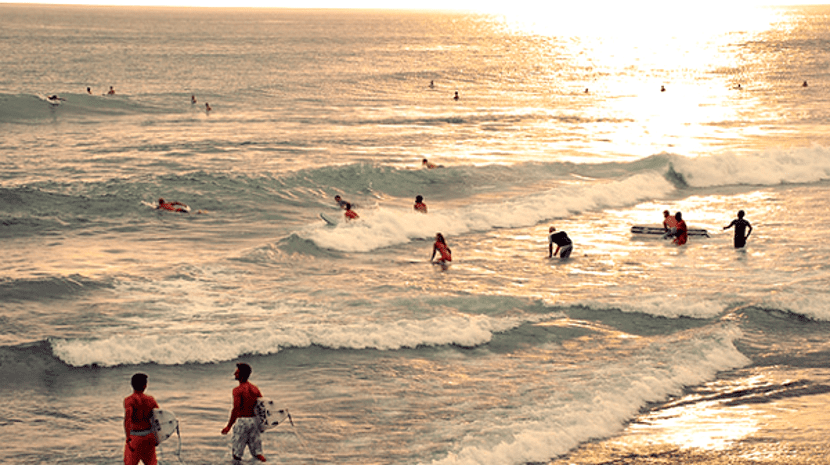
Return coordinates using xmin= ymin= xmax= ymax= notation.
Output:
xmin=2 ymin=4 xmax=830 ymax=465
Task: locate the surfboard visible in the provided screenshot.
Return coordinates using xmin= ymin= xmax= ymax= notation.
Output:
xmin=255 ymin=398 xmax=292 ymax=432
xmin=320 ymin=212 xmax=338 ymax=226
xmin=150 ymin=408 xmax=178 ymax=445
xmin=39 ymin=95 xmax=63 ymax=106
xmin=630 ymin=224 xmax=710 ymax=237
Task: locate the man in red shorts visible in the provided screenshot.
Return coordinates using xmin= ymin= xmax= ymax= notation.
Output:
xmin=124 ymin=373 xmax=160 ymax=465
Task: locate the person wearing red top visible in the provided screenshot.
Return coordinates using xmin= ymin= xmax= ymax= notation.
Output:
xmin=431 ymin=233 xmax=452 ymax=265
xmin=222 ymin=363 xmax=266 ymax=463
xmin=344 ymin=202 xmax=359 ymax=221
xmin=156 ymin=198 xmax=188 ymax=213
xmin=673 ymin=212 xmax=688 ymax=246
xmin=414 ymin=195 xmax=427 ymax=213
xmin=124 ymin=373 xmax=160 ymax=465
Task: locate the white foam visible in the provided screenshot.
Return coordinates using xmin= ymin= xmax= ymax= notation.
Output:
xmin=669 ymin=146 xmax=830 ymax=188
xmin=49 ymin=312 xmax=550 ymax=367
xmin=426 ymin=324 xmax=749 ymax=465
xmin=585 ymin=294 xmax=728 ymax=319
xmin=305 ymin=172 xmax=674 ymax=253
xmin=757 ymin=291 xmax=830 ymax=321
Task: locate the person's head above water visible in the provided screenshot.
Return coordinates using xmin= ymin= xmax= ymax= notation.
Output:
xmin=663 ymin=210 xmax=670 ymax=217
xmin=415 ymin=195 xmax=423 ymax=203
xmin=738 ymin=210 xmax=745 ymax=218
xmin=675 ymin=212 xmax=683 ymax=221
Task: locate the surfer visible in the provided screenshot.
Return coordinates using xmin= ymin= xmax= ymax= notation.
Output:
xmin=453 ymin=91 xmax=459 ymax=101
xmin=673 ymin=212 xmax=688 ymax=246
xmin=547 ymin=227 xmax=573 ymax=259
xmin=191 ymin=94 xmax=197 ymax=104
xmin=47 ymin=95 xmax=65 ymax=102
xmin=222 ymin=363 xmax=267 ymax=464
xmin=344 ymin=202 xmax=359 ymax=220
xmin=662 ymin=210 xmax=677 ymax=238
xmin=422 ymin=158 xmax=439 ymax=169
xmin=87 ymin=87 xmax=92 ymax=95
xmin=414 ymin=195 xmax=427 ymax=213
xmin=429 ymin=80 xmax=435 ymax=88
xmin=156 ymin=198 xmax=189 ymax=213
xmin=334 ymin=195 xmax=349 ymax=209
xmin=205 ymin=102 xmax=212 ymax=112
xmin=803 ymin=80 xmax=809 ymax=87
xmin=431 ymin=233 xmax=452 ymax=266
xmin=661 ymin=85 xmax=666 ymax=92
xmin=723 ymin=210 xmax=753 ymax=248
xmin=124 ymin=373 xmax=160 ymax=465
xmin=108 ymin=86 xmax=116 ymax=95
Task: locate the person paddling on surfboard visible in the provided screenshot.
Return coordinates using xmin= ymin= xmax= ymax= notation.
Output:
xmin=124 ymin=373 xmax=160 ymax=465
xmin=156 ymin=198 xmax=189 ymax=213
xmin=222 ymin=363 xmax=267 ymax=464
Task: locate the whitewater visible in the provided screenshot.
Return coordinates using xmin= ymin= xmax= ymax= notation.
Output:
xmin=2 ymin=4 xmax=830 ymax=465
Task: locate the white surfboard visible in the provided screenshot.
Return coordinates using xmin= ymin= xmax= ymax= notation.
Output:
xmin=255 ymin=398 xmax=292 ymax=432
xmin=150 ymin=408 xmax=178 ymax=445
xmin=630 ymin=224 xmax=709 ymax=237
xmin=320 ymin=212 xmax=338 ymax=226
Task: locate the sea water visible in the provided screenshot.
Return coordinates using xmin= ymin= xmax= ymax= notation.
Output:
xmin=2 ymin=4 xmax=830 ymax=465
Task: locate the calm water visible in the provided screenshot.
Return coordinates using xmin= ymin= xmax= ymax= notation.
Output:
xmin=2 ymin=4 xmax=830 ymax=465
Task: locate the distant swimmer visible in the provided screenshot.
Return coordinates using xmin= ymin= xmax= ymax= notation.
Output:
xmin=47 ymin=95 xmax=65 ymax=102
xmin=547 ymin=227 xmax=573 ymax=259
xmin=107 ymin=86 xmax=116 ymax=95
xmin=429 ymin=80 xmax=435 ymax=88
xmin=344 ymin=202 xmax=359 ymax=221
xmin=87 ymin=87 xmax=92 ymax=95
xmin=414 ymin=195 xmax=427 ymax=213
xmin=453 ymin=91 xmax=459 ymax=101
xmin=584 ymin=88 xmax=589 ymax=94
xmin=662 ymin=209 xmax=677 ymax=238
xmin=672 ymin=212 xmax=688 ymax=246
xmin=422 ymin=158 xmax=441 ymax=169
xmin=723 ymin=210 xmax=753 ymax=248
xmin=431 ymin=232 xmax=452 ymax=265
xmin=660 ymin=85 xmax=666 ymax=92
xmin=735 ymin=83 xmax=742 ymax=90
xmin=334 ymin=195 xmax=349 ymax=209
xmin=156 ymin=198 xmax=189 ymax=213
xmin=803 ymin=80 xmax=809 ymax=87
xmin=205 ymin=102 xmax=212 ymax=112
xmin=191 ymin=94 xmax=197 ymax=104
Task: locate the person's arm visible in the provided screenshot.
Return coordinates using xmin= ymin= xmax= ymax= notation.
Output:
xmin=431 ymin=244 xmax=437 ymax=262
xmin=723 ymin=220 xmax=734 ymax=231
xmin=124 ymin=400 xmax=134 ymax=449
xmin=554 ymin=245 xmax=561 ymax=257
xmin=746 ymin=222 xmax=753 ymax=238
xmin=221 ymin=390 xmax=242 ymax=435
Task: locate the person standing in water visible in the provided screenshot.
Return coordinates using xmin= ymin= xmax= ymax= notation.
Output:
xmin=221 ymin=363 xmax=267 ymax=464
xmin=344 ymin=202 xmax=359 ymax=221
xmin=724 ymin=210 xmax=753 ymax=248
xmin=673 ymin=212 xmax=688 ymax=246
xmin=124 ymin=373 xmax=160 ymax=465
xmin=414 ymin=195 xmax=427 ymax=213
xmin=431 ymin=233 xmax=452 ymax=265
xmin=547 ymin=227 xmax=573 ymax=259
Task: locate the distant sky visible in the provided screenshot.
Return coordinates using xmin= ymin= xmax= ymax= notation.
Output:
xmin=2 ymin=0 xmax=828 ymax=9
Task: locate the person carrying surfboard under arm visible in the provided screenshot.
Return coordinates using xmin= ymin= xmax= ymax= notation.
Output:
xmin=222 ymin=363 xmax=267 ymax=464
xmin=124 ymin=373 xmax=160 ymax=465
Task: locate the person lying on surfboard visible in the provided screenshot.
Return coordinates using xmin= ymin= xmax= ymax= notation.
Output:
xmin=156 ymin=198 xmax=189 ymax=213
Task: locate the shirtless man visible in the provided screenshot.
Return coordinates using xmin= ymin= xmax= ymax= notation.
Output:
xmin=124 ymin=373 xmax=160 ymax=465
xmin=222 ymin=363 xmax=267 ymax=463
xmin=156 ymin=198 xmax=189 ymax=213
xmin=723 ymin=210 xmax=753 ymax=248
xmin=414 ymin=195 xmax=427 ymax=213
xmin=662 ymin=209 xmax=677 ymax=238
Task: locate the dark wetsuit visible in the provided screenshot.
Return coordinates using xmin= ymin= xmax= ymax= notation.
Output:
xmin=726 ymin=218 xmax=752 ymax=248
xmin=548 ymin=231 xmax=573 ymax=258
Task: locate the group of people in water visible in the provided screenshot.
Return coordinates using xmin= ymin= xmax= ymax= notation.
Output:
xmin=124 ymin=363 xmax=266 ymax=465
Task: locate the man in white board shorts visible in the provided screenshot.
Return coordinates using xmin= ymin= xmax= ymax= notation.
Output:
xmin=548 ymin=226 xmax=573 ymax=259
xmin=222 ymin=363 xmax=266 ymax=464
xmin=124 ymin=373 xmax=160 ymax=465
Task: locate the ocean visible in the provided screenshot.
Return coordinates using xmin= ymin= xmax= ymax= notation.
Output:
xmin=2 ymin=4 xmax=830 ymax=465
